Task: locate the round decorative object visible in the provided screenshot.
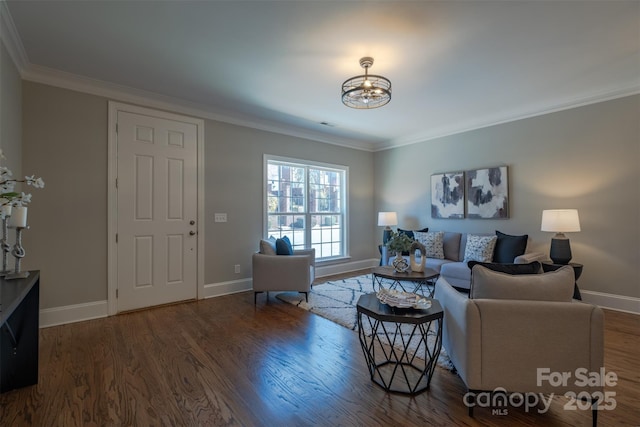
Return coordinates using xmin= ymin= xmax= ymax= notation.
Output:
xmin=410 ymin=241 xmax=426 ymax=272
xmin=392 ymin=252 xmax=410 ymax=273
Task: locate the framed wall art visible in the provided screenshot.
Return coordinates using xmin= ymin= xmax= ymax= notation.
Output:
xmin=465 ymin=166 xmax=509 ymax=219
xmin=431 ymin=171 xmax=464 ymax=219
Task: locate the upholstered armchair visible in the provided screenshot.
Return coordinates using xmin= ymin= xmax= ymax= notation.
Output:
xmin=252 ymin=246 xmax=315 ymax=304
xmin=434 ymin=265 xmax=604 ymax=426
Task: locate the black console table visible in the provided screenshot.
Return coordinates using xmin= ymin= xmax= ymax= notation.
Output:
xmin=1 ymin=271 xmax=40 ymax=393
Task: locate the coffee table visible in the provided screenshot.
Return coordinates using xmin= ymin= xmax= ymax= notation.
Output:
xmin=356 ymin=293 xmax=443 ymax=394
xmin=371 ymin=266 xmax=439 ymax=297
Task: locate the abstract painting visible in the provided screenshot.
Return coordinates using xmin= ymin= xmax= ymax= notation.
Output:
xmin=465 ymin=166 xmax=509 ymax=219
xmin=431 ymin=172 xmax=464 ymax=219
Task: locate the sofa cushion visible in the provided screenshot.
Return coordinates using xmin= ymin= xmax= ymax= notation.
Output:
xmin=470 ymin=265 xmax=574 ymax=301
xmin=276 ymin=236 xmax=294 ymax=255
xmin=440 ymin=261 xmax=471 ymax=281
xmin=259 ymin=237 xmax=277 ymax=255
xmin=442 ymin=232 xmax=462 ymax=261
xmin=414 ymin=231 xmax=445 ymax=259
xmin=463 ymin=234 xmax=498 ymax=263
xmin=425 ymin=258 xmax=454 ymax=273
xmin=493 ymin=231 xmax=528 ymax=263
xmin=467 ymin=260 xmax=541 ymax=275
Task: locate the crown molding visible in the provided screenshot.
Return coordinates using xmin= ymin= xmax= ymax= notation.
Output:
xmin=21 ymin=63 xmax=375 ymax=152
xmin=0 ymin=1 xmax=28 ymax=71
xmin=374 ymin=83 xmax=640 ymax=152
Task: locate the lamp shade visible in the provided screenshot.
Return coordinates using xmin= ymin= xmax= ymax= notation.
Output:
xmin=377 ymin=212 xmax=398 ymax=227
xmin=541 ymin=209 xmax=581 ymax=233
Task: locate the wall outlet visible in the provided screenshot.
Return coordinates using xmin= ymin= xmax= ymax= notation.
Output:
xmin=214 ymin=213 xmax=227 ymax=222
xmin=234 ymin=264 xmax=240 ymax=274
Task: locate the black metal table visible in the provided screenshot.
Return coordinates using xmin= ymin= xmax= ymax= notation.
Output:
xmin=371 ymin=266 xmax=440 ymax=297
xmin=356 ymin=292 xmax=443 ymax=395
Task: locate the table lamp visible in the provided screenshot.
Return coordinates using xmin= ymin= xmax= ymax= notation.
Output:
xmin=377 ymin=211 xmax=397 ymax=244
xmin=541 ymin=209 xmax=581 ymax=264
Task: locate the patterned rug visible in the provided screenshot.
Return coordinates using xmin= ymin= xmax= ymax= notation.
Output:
xmin=276 ymin=274 xmax=453 ymax=370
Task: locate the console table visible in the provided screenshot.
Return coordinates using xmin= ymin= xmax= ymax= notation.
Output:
xmin=1 ymin=271 xmax=40 ymax=393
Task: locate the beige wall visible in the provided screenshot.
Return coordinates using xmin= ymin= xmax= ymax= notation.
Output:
xmin=21 ymin=81 xmax=375 ymax=309
xmin=204 ymin=120 xmax=375 ymax=283
xmin=19 ymin=79 xmax=639 ymax=309
xmin=1 ymin=39 xmax=21 ymax=174
xmin=22 ymin=83 xmax=109 ymax=308
xmin=374 ymin=95 xmax=640 ymax=299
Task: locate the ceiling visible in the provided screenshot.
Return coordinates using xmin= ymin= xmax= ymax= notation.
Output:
xmin=4 ymin=1 xmax=639 ymax=151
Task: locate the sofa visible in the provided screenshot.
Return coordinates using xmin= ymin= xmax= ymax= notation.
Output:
xmin=434 ymin=265 xmax=604 ymax=425
xmin=382 ymin=230 xmax=546 ymax=290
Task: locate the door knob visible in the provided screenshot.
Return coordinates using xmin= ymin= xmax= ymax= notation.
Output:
xmin=189 ymin=231 xmax=196 ymax=236
xmin=189 ymin=220 xmax=195 ymax=225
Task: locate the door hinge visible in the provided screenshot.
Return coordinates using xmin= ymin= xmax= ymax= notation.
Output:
xmin=115 ymin=123 xmax=118 ymax=133
xmin=115 ymin=178 xmax=118 ymax=188
xmin=116 ymin=233 xmax=118 ymax=243
xmin=116 ymin=289 xmax=118 ymax=298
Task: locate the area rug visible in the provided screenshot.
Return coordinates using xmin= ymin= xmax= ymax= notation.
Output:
xmin=276 ymin=274 xmax=453 ymax=370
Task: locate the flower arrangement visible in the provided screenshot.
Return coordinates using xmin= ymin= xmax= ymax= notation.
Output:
xmin=0 ymin=149 xmax=45 ymax=214
xmin=385 ymin=230 xmax=415 ymax=253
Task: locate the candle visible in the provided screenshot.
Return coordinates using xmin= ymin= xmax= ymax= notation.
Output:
xmin=9 ymin=206 xmax=27 ymax=228
xmin=0 ymin=199 xmax=11 ymax=217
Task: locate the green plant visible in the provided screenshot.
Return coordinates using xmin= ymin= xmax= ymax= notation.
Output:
xmin=385 ymin=230 xmax=414 ymax=253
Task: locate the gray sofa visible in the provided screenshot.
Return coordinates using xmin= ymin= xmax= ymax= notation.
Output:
xmin=382 ymin=231 xmax=546 ymax=290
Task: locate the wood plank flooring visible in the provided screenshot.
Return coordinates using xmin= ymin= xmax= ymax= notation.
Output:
xmin=1 ymin=270 xmax=639 ymax=426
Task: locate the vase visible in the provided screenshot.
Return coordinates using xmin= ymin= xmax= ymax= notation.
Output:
xmin=410 ymin=241 xmax=426 ymax=272
xmin=392 ymin=251 xmax=410 ymax=273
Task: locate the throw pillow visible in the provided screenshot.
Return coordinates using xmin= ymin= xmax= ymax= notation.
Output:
xmin=470 ymin=265 xmax=574 ymax=301
xmin=493 ymin=230 xmax=528 ymax=263
xmin=398 ymin=227 xmax=429 ymax=240
xmin=467 ymin=260 xmax=541 ymax=275
xmin=275 ymin=236 xmax=294 ymax=255
xmin=463 ymin=234 xmax=498 ymax=263
xmin=414 ymin=231 xmax=445 ymax=259
xmin=259 ymin=237 xmax=277 ymax=255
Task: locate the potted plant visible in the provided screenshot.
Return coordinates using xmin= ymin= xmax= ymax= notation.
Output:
xmin=385 ymin=231 xmax=414 ymax=272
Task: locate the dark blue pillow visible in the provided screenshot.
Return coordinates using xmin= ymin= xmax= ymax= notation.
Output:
xmin=276 ymin=236 xmax=293 ymax=255
xmin=493 ymin=231 xmax=528 ymax=263
xmin=468 ymin=260 xmax=541 ymax=275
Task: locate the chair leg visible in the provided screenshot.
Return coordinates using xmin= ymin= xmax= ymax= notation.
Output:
xmin=302 ymin=291 xmax=308 ymax=302
xmin=467 ymin=390 xmax=475 ymax=417
xmin=592 ymin=398 xmax=598 ymax=427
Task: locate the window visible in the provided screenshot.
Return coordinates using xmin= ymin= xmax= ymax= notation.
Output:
xmin=265 ymin=155 xmax=348 ymax=261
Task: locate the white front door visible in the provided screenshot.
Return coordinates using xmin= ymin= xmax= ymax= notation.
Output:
xmin=116 ymin=110 xmax=198 ymax=312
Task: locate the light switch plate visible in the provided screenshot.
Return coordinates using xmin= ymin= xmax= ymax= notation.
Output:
xmin=214 ymin=213 xmax=227 ymax=222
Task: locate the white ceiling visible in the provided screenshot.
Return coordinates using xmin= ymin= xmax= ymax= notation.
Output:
xmin=4 ymin=1 xmax=640 ymax=151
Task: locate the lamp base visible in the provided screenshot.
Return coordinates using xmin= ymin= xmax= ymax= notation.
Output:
xmin=549 ymin=237 xmax=572 ymax=265
xmin=382 ymin=228 xmax=392 ymax=245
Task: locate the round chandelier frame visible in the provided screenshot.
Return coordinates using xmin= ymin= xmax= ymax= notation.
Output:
xmin=341 ymin=57 xmax=392 ymax=109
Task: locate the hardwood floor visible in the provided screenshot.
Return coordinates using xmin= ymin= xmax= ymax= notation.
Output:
xmin=1 ymin=270 xmax=638 ymax=426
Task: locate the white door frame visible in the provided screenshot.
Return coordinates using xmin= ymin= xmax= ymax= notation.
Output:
xmin=107 ymin=101 xmax=205 ymax=315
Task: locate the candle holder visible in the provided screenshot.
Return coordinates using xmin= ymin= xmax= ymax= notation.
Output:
xmin=5 ymin=225 xmax=29 ymax=280
xmin=0 ymin=214 xmax=11 ymax=275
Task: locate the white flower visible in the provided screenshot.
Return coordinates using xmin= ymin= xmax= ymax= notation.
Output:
xmin=25 ymin=175 xmax=45 ymax=189
xmin=0 ymin=156 xmax=44 ymax=206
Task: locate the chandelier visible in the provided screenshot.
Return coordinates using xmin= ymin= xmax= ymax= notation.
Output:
xmin=341 ymin=57 xmax=392 ymax=109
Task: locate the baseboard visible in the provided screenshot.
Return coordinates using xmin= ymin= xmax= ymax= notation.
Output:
xmin=315 ymin=258 xmax=379 ymax=278
xmin=203 ymin=278 xmax=252 ymax=299
xmin=581 ymin=290 xmax=640 ymax=315
xmin=40 ymin=300 xmax=108 ymax=328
